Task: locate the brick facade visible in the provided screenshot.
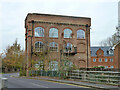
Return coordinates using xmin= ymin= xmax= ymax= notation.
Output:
xmin=25 ymin=13 xmax=91 ymax=70
xmin=113 ymin=42 xmax=120 ymax=69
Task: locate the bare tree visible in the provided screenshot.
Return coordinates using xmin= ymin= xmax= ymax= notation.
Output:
xmin=99 ymin=33 xmax=119 ymax=46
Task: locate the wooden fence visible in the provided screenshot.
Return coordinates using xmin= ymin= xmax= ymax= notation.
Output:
xmin=68 ymin=70 xmax=120 ymax=85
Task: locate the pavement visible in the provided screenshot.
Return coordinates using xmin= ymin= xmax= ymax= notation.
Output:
xmin=26 ymin=76 xmax=119 ymax=90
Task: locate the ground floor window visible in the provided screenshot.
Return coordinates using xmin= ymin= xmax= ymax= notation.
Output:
xmin=64 ymin=60 xmax=73 ymax=70
xmin=34 ymin=61 xmax=44 ymax=70
xmin=49 ymin=61 xmax=58 ymax=71
xmin=105 ymin=66 xmax=108 ymax=68
xmin=110 ymin=66 xmax=114 ymax=68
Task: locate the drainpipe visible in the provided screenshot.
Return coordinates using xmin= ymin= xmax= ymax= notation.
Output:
xmin=86 ymin=24 xmax=89 ymax=69
xmin=31 ymin=20 xmax=34 ymax=67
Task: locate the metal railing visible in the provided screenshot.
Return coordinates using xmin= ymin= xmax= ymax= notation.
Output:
xmin=29 ymin=70 xmax=61 ymax=77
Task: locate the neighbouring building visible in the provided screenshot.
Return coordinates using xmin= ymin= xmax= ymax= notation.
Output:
xmin=90 ymin=46 xmax=114 ymax=68
xmin=25 ymin=13 xmax=91 ymax=70
xmin=90 ymin=42 xmax=120 ymax=68
xmin=90 ymin=1 xmax=120 ymax=69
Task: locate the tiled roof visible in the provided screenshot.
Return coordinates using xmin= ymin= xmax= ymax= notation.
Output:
xmin=90 ymin=46 xmax=114 ymax=56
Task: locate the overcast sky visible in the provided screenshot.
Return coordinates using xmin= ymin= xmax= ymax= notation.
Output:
xmin=0 ymin=0 xmax=119 ymax=53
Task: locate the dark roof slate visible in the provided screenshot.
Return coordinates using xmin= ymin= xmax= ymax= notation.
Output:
xmin=90 ymin=46 xmax=114 ymax=56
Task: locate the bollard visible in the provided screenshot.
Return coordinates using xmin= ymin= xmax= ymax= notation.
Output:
xmin=1 ymin=78 xmax=8 ymax=90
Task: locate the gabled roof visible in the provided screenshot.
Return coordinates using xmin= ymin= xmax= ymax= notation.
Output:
xmin=91 ymin=46 xmax=114 ymax=56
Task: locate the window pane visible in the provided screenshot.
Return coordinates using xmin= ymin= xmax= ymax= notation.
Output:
xmin=49 ymin=42 xmax=58 ymax=52
xmin=110 ymin=58 xmax=113 ymax=62
xmin=49 ymin=61 xmax=58 ymax=71
xmin=77 ymin=30 xmax=85 ymax=39
xmin=110 ymin=66 xmax=114 ymax=68
xmin=35 ymin=42 xmax=39 ymax=48
xmin=99 ymin=58 xmax=102 ymax=62
xmin=93 ymin=58 xmax=96 ymax=62
xmin=35 ymin=27 xmax=44 ymax=37
xmin=49 ymin=28 xmax=58 ymax=38
xmin=105 ymin=66 xmax=108 ymax=68
xmin=64 ymin=29 xmax=72 ymax=38
xmin=35 ymin=41 xmax=44 ymax=52
xmin=65 ymin=43 xmax=72 ymax=52
xmin=105 ymin=58 xmax=107 ymax=62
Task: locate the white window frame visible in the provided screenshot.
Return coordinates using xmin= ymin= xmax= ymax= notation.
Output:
xmin=35 ymin=41 xmax=44 ymax=52
xmin=49 ymin=28 xmax=58 ymax=38
xmin=105 ymin=66 xmax=108 ymax=68
xmin=99 ymin=58 xmax=102 ymax=62
xmin=110 ymin=58 xmax=113 ymax=62
xmin=49 ymin=61 xmax=58 ymax=71
xmin=65 ymin=43 xmax=72 ymax=52
xmin=35 ymin=27 xmax=44 ymax=37
xmin=105 ymin=58 xmax=107 ymax=62
xmin=110 ymin=66 xmax=114 ymax=68
xmin=77 ymin=30 xmax=85 ymax=39
xmin=49 ymin=42 xmax=58 ymax=52
xmin=64 ymin=29 xmax=72 ymax=38
xmin=93 ymin=58 xmax=96 ymax=62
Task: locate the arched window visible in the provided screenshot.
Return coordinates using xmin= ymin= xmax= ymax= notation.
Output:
xmin=49 ymin=42 xmax=58 ymax=52
xmin=49 ymin=61 xmax=58 ymax=71
xmin=35 ymin=27 xmax=44 ymax=37
xmin=64 ymin=29 xmax=72 ymax=38
xmin=65 ymin=43 xmax=72 ymax=52
xmin=35 ymin=41 xmax=44 ymax=52
xmin=34 ymin=61 xmax=44 ymax=70
xmin=49 ymin=28 xmax=58 ymax=38
xmin=77 ymin=30 xmax=85 ymax=39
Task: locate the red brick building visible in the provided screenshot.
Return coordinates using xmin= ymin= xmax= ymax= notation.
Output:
xmin=25 ymin=13 xmax=91 ymax=70
xmin=90 ymin=42 xmax=120 ymax=68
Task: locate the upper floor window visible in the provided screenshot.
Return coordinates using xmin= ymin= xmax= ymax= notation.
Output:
xmin=99 ymin=52 xmax=102 ymax=55
xmin=93 ymin=58 xmax=96 ymax=62
xmin=65 ymin=43 xmax=72 ymax=52
xmin=49 ymin=28 xmax=58 ymax=38
xmin=35 ymin=27 xmax=44 ymax=37
xmin=35 ymin=41 xmax=44 ymax=52
xmin=77 ymin=30 xmax=85 ymax=39
xmin=49 ymin=42 xmax=58 ymax=52
xmin=99 ymin=58 xmax=102 ymax=62
xmin=105 ymin=58 xmax=107 ymax=62
xmin=64 ymin=29 xmax=72 ymax=38
xmin=109 ymin=49 xmax=113 ymax=54
xmin=110 ymin=58 xmax=113 ymax=62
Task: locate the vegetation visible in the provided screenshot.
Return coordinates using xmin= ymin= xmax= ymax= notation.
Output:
xmin=2 ymin=39 xmax=25 ymax=73
xmin=99 ymin=29 xmax=120 ymax=46
xmin=93 ymin=66 xmax=104 ymax=68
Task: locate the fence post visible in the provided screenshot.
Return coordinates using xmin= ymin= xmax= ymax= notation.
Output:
xmin=83 ymin=70 xmax=86 ymax=81
xmin=52 ymin=71 xmax=53 ymax=77
xmin=108 ymin=71 xmax=110 ymax=84
xmin=78 ymin=70 xmax=79 ymax=79
xmin=40 ymin=71 xmax=42 ymax=76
